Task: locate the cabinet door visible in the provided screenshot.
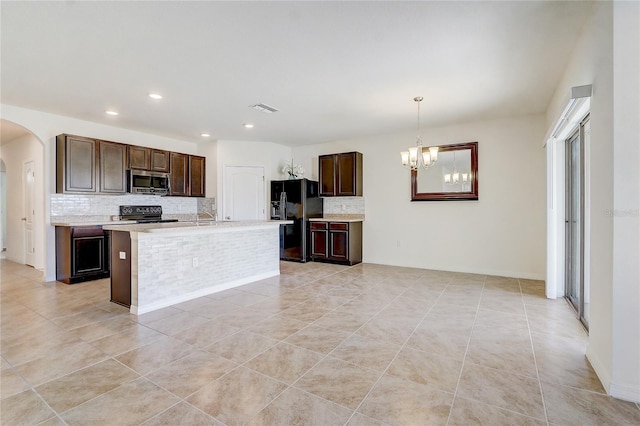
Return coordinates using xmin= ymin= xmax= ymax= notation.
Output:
xmin=128 ymin=146 xmax=150 ymax=170
xmin=318 ymin=154 xmax=336 ymax=196
xmin=99 ymin=141 xmax=127 ymax=193
xmin=337 ymin=152 xmax=362 ymax=196
xmin=189 ymin=155 xmax=206 ymax=197
xmin=310 ymin=224 xmax=328 ymax=258
xmin=57 ymin=135 xmax=98 ymax=193
xmin=329 ymin=222 xmax=349 ymax=261
xmin=73 ymin=235 xmax=105 ymax=276
xmin=169 ymin=152 xmax=189 ymax=196
xmin=150 ymin=149 xmax=170 ymax=172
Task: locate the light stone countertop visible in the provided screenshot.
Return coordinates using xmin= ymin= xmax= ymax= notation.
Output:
xmin=309 ymin=215 xmax=364 ymax=223
xmin=51 ymin=219 xmax=137 ymax=227
xmin=102 ymin=220 xmax=293 ymax=235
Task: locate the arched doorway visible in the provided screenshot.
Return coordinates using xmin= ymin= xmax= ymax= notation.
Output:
xmin=0 ymin=119 xmax=46 ymax=273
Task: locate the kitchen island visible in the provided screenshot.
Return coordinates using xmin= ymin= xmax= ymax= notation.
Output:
xmin=102 ymin=220 xmax=291 ymax=315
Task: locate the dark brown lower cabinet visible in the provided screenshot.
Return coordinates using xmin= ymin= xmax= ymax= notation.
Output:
xmin=310 ymin=221 xmax=362 ymax=265
xmin=109 ymin=231 xmax=131 ymax=307
xmin=55 ymin=226 xmax=110 ymax=284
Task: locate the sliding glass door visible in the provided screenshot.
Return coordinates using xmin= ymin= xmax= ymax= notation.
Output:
xmin=565 ymin=117 xmax=589 ymax=329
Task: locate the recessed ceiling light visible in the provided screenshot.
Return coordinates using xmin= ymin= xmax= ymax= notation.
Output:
xmin=201 ymin=133 xmax=210 ymax=137
xmin=105 ymin=110 xmax=119 ymax=116
xmin=149 ymin=93 xmax=163 ymax=100
xmin=244 ymin=123 xmax=254 ymax=129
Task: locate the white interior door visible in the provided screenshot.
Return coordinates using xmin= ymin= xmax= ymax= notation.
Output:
xmin=23 ymin=161 xmax=36 ymax=266
xmin=223 ymin=166 xmax=265 ymax=221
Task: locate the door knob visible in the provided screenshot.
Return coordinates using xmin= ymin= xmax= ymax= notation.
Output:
xmin=21 ymin=217 xmax=27 ymax=221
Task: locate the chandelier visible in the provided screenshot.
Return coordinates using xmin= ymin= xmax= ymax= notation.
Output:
xmin=401 ymin=96 xmax=439 ymax=170
xmin=443 ymin=151 xmax=469 ymax=184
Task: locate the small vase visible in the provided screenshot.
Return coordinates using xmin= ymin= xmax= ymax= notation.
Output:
xmin=288 ymin=174 xmax=296 ymax=180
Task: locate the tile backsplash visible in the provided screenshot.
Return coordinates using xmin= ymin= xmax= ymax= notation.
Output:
xmin=322 ymin=197 xmax=365 ymax=215
xmin=51 ymin=194 xmax=215 ymax=217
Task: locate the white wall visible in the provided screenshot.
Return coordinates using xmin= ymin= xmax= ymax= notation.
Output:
xmin=545 ymin=1 xmax=640 ymax=402
xmin=0 ymin=133 xmax=45 ymax=269
xmin=294 ymin=114 xmax=547 ymax=279
xmin=611 ymin=0 xmax=640 ymax=403
xmin=1 ymin=104 xmax=209 ymax=281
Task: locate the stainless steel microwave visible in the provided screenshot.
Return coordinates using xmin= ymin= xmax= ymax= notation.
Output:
xmin=127 ymin=170 xmax=170 ymax=195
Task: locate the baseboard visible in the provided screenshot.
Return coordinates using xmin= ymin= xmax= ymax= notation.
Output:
xmin=131 ymin=269 xmax=280 ymax=315
xmin=363 ymin=259 xmax=545 ymax=281
xmin=586 ymin=346 xmax=611 ymax=394
xmin=610 ymin=382 xmax=640 ymax=403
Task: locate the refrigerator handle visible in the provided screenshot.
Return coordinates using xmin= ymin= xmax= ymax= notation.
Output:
xmin=280 ymin=191 xmax=287 ymax=219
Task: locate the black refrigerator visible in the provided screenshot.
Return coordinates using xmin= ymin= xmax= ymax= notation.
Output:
xmin=270 ymin=178 xmax=323 ymax=262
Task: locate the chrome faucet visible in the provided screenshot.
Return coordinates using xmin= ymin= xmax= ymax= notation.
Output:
xmin=196 ymin=210 xmax=217 ymax=223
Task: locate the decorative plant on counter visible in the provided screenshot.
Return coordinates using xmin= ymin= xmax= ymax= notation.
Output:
xmin=282 ymin=159 xmax=304 ymax=179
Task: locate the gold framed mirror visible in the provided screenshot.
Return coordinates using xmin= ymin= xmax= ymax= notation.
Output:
xmin=411 ymin=141 xmax=478 ymax=201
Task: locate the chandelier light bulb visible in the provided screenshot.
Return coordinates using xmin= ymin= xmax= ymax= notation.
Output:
xmin=401 ymin=151 xmax=409 ymax=166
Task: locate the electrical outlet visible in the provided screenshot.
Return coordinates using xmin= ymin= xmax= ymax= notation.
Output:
xmin=192 ymin=257 xmax=199 ymax=267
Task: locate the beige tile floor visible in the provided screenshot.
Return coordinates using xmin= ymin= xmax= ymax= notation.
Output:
xmin=1 ymin=259 xmax=639 ymax=425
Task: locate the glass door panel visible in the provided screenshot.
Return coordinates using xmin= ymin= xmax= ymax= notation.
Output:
xmin=565 ymin=121 xmax=588 ymax=330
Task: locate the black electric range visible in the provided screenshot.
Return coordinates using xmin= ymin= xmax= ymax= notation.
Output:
xmin=119 ymin=205 xmax=178 ymax=224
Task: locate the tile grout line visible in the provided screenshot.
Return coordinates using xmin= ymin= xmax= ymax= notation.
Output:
xmin=444 ymin=275 xmax=485 ymax=426
xmin=286 ymin=273 xmax=411 ymax=422
xmin=162 ymin=265 xmax=362 ymax=425
xmin=341 ymin=273 xmax=454 ymax=425
xmin=520 ymin=277 xmax=551 ymax=426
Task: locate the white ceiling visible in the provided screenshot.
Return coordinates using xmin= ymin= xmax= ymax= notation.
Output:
xmin=1 ymin=1 xmax=594 ymax=147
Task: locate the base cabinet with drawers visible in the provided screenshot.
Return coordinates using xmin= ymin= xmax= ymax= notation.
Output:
xmin=310 ymin=221 xmax=362 ymax=265
xmin=55 ymin=226 xmax=110 ymax=284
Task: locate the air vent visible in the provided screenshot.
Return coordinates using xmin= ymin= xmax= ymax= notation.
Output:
xmin=250 ymin=103 xmax=279 ymax=114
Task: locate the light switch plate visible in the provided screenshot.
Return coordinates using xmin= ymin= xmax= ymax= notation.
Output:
xmin=119 ymin=251 xmax=126 ymax=260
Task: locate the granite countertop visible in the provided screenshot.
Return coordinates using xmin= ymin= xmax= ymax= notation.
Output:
xmin=102 ymin=220 xmax=293 ymax=234
xmin=309 ymin=214 xmax=364 ymax=223
xmin=51 ymin=217 xmax=137 ymax=227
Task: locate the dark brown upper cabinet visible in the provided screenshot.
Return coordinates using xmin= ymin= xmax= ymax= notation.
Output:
xmin=57 ymin=134 xmax=126 ymax=194
xmin=128 ymin=146 xmax=170 ymax=172
xmin=57 ymin=134 xmax=98 ymax=193
xmin=189 ymin=155 xmax=206 ymax=197
xmin=98 ymin=140 xmax=127 ymax=194
xmin=169 ymin=152 xmax=189 ymax=196
xmin=128 ymin=145 xmax=150 ymax=170
xmin=318 ymin=152 xmax=363 ymax=197
xmin=150 ymin=149 xmax=170 ymax=172
xmin=57 ymin=133 xmax=205 ymax=197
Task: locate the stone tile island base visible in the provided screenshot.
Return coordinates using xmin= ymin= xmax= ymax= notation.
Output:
xmin=103 ymin=221 xmax=285 ymax=315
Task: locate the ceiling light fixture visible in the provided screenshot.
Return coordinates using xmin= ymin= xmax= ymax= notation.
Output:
xmin=105 ymin=110 xmax=119 ymax=116
xmin=149 ymin=93 xmax=163 ymax=100
xmin=201 ymin=133 xmax=210 ymax=137
xmin=250 ymin=103 xmax=279 ymax=114
xmin=244 ymin=123 xmax=254 ymax=129
xmin=401 ymin=97 xmax=438 ymax=170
